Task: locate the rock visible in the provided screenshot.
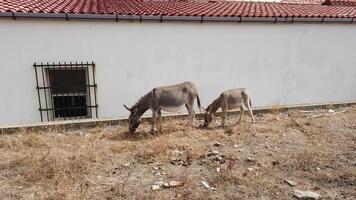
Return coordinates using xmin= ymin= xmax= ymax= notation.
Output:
xmin=122 ymin=162 xmax=131 ymax=167
xmin=327 ymin=109 xmax=335 ymax=113
xmin=213 ymin=142 xmax=223 ymax=147
xmin=247 ymin=167 xmax=254 ymax=172
xmin=213 ymin=156 xmax=225 ymax=164
xmin=216 ymin=167 xmax=220 ymax=172
xmin=154 ymin=181 xmax=164 ymax=186
xmin=201 ymin=181 xmax=217 ymax=191
xmin=163 ymin=182 xmax=170 ymax=188
xmin=316 ymin=167 xmax=321 ymax=171
xmin=174 ymin=150 xmax=183 ymax=156
xmin=207 ymin=150 xmax=220 ymax=157
xmin=293 ymin=189 xmax=321 ymax=200
xmin=152 ymin=166 xmax=160 ymax=170
xmin=152 ymin=185 xmax=160 ymax=191
xmin=245 ymin=157 xmax=255 ymax=162
xmin=284 ymin=179 xmax=297 ymax=187
xmin=169 ymin=180 xmax=183 ymax=187
xmin=152 ymin=171 xmax=161 ymax=176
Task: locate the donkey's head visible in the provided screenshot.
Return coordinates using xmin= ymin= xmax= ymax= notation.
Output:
xmin=124 ymin=105 xmax=141 ymax=132
xmin=201 ymin=106 xmax=214 ymax=127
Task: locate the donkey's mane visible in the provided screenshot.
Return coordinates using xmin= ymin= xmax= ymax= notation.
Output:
xmin=206 ymin=97 xmax=221 ymax=113
xmin=131 ymin=90 xmax=152 ymax=116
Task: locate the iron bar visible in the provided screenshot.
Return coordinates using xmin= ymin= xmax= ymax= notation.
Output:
xmin=33 ymin=63 xmax=43 ymax=122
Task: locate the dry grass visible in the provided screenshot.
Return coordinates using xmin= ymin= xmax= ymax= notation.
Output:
xmin=0 ymin=105 xmax=355 ymax=199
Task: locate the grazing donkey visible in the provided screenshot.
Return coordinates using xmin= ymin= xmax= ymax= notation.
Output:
xmin=124 ymin=81 xmax=201 ymax=133
xmin=201 ymin=88 xmax=255 ymax=128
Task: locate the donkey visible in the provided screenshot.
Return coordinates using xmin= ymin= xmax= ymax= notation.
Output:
xmin=124 ymin=81 xmax=201 ymax=133
xmin=201 ymin=88 xmax=255 ymax=128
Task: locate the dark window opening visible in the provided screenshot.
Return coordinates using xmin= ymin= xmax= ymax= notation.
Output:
xmin=49 ymin=69 xmax=87 ymax=94
xmin=53 ymin=95 xmax=88 ymax=118
xmin=34 ymin=62 xmax=98 ymax=122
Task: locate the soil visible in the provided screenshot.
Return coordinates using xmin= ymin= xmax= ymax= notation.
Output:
xmin=0 ymin=105 xmax=355 ymax=199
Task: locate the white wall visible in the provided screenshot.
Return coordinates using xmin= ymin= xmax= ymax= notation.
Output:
xmin=0 ymin=19 xmax=355 ymax=126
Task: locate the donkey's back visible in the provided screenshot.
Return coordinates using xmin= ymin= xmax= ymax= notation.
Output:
xmin=154 ymin=81 xmax=200 ymax=111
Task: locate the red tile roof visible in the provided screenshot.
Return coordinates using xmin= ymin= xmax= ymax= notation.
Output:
xmin=281 ymin=0 xmax=356 ymax=6
xmin=323 ymin=0 xmax=356 ymax=6
xmin=281 ymin=0 xmax=325 ymax=5
xmin=1 ymin=0 xmax=356 ymax=19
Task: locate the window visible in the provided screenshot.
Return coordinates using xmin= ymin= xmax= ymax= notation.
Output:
xmin=34 ymin=62 xmax=98 ymax=122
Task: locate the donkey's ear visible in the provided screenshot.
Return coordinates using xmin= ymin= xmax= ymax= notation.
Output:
xmin=123 ymin=104 xmax=132 ymax=111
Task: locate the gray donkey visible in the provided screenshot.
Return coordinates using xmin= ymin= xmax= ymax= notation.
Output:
xmin=124 ymin=81 xmax=201 ymax=133
xmin=201 ymin=88 xmax=255 ymax=128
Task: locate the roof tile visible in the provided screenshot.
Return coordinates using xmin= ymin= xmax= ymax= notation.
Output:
xmin=0 ymin=0 xmax=356 ymax=19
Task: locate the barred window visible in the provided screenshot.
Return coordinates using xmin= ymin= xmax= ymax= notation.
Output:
xmin=34 ymin=62 xmax=98 ymax=122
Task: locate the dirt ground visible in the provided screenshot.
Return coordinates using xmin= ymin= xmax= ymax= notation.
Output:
xmin=0 ymin=105 xmax=355 ymax=200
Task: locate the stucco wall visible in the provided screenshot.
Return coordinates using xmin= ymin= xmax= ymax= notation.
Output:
xmin=0 ymin=19 xmax=355 ymax=126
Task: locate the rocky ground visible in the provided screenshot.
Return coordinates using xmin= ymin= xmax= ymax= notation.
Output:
xmin=0 ymin=105 xmax=355 ymax=200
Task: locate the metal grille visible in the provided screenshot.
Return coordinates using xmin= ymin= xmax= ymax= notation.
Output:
xmin=34 ymin=62 xmax=98 ymax=122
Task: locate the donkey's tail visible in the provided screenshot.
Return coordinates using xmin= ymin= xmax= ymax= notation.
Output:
xmin=196 ymin=94 xmax=202 ymax=112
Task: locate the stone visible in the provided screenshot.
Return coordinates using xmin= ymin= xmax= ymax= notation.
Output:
xmin=152 ymin=171 xmax=161 ymax=176
xmin=213 ymin=156 xmax=226 ymax=164
xmin=212 ymin=150 xmax=219 ymax=155
xmin=213 ymin=142 xmax=223 ymax=147
xmin=163 ymin=182 xmax=170 ymax=188
xmin=122 ymin=162 xmax=131 ymax=167
xmin=169 ymin=180 xmax=183 ymax=187
xmin=154 ymin=181 xmax=164 ymax=186
xmin=174 ymin=150 xmax=183 ymax=156
xmin=284 ymin=179 xmax=297 ymax=187
xmin=201 ymin=181 xmax=217 ymax=191
xmin=327 ymin=109 xmax=335 ymax=113
xmin=207 ymin=151 xmax=219 ymax=157
xmin=247 ymin=167 xmax=254 ymax=172
xmin=152 ymin=185 xmax=160 ymax=191
xmin=293 ymin=189 xmax=321 ymax=200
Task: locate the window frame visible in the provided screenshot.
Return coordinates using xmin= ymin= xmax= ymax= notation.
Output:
xmin=33 ymin=62 xmax=98 ymax=122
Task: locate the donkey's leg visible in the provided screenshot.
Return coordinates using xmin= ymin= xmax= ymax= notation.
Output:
xmin=150 ymin=110 xmax=157 ymax=133
xmin=245 ymin=99 xmax=255 ymax=124
xmin=158 ymin=110 xmax=163 ymax=131
xmin=238 ymin=105 xmax=245 ymax=123
xmin=185 ymin=103 xmax=195 ymax=126
xmin=221 ymin=106 xmax=227 ymax=127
